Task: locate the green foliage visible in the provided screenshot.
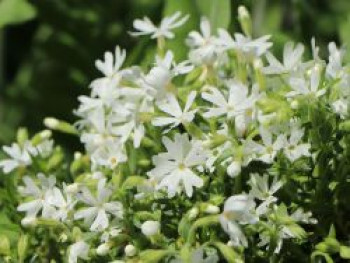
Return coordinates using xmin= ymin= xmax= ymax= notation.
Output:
xmin=0 ymin=0 xmax=37 ymax=28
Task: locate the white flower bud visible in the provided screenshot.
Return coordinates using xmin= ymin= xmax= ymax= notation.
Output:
xmin=253 ymin=59 xmax=263 ymax=69
xmin=227 ymin=240 xmax=235 ymax=247
xmin=21 ymin=216 xmax=37 ymax=227
xmin=66 ymin=183 xmax=79 ymax=194
xmin=39 ymin=129 xmax=52 ymax=139
xmin=97 ymin=243 xmax=110 ymax=256
xmin=291 ymin=100 xmax=299 ymax=110
xmin=124 ymin=244 xmax=136 ymax=257
xmin=74 ymin=152 xmax=82 ymax=160
xmin=141 ymin=221 xmax=160 ymax=237
xmin=205 ymin=204 xmax=220 ymax=214
xmin=227 ymin=161 xmax=241 ymax=178
xmin=188 ymin=207 xmax=199 ymax=220
xmin=44 ymin=117 xmax=59 ymax=129
xmin=238 ymin=5 xmax=249 ymax=18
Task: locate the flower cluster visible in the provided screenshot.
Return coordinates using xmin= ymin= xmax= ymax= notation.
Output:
xmin=1 ymin=6 xmax=350 ymax=263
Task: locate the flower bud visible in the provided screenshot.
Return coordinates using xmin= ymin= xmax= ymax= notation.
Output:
xmin=141 ymin=221 xmax=160 ymax=237
xmin=124 ymin=244 xmax=136 ymax=257
xmin=97 ymin=243 xmax=110 ymax=256
xmin=227 ymin=161 xmax=241 ymax=178
xmin=205 ymin=204 xmax=220 ymax=214
xmin=66 ymin=183 xmax=79 ymax=194
xmin=238 ymin=6 xmax=252 ymax=37
xmin=44 ymin=117 xmax=59 ymax=129
xmin=21 ymin=217 xmax=37 ymax=227
xmin=291 ymin=100 xmax=299 ymax=110
xmin=188 ymin=207 xmax=199 ymax=220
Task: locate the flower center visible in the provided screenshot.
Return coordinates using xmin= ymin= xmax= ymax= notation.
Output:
xmin=178 ymin=163 xmax=186 ymax=170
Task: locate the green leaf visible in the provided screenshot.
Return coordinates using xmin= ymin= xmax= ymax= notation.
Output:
xmin=209 ymin=242 xmax=243 ymax=263
xmin=187 ymin=215 xmax=219 ymax=244
xmin=0 ymin=0 xmax=37 ymax=28
xmin=163 ymin=0 xmax=199 ymax=60
xmin=195 ymin=0 xmax=231 ymax=30
xmin=340 ymin=246 xmax=350 ymax=259
xmin=0 ymin=213 xmax=20 ymax=243
xmin=122 ymin=176 xmax=146 ymax=190
xmin=139 ymin=249 xmax=175 ymax=263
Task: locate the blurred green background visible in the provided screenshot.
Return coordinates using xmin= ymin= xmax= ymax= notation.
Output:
xmin=0 ymin=0 xmax=350 ymax=149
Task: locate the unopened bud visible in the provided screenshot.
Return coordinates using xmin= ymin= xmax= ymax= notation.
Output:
xmin=188 ymin=207 xmax=199 ymax=220
xmin=291 ymin=100 xmax=299 ymax=110
xmin=205 ymin=204 xmax=220 ymax=214
xmin=238 ymin=6 xmax=252 ymax=37
xmin=141 ymin=221 xmax=160 ymax=237
xmin=44 ymin=118 xmax=59 ymax=129
xmin=21 ymin=217 xmax=37 ymax=227
xmin=227 ymin=161 xmax=241 ymax=178
xmin=124 ymin=244 xmax=136 ymax=257
xmin=97 ymin=243 xmax=110 ymax=256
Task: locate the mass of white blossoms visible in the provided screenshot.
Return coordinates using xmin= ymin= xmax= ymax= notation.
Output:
xmin=1 ymin=6 xmax=350 ymax=263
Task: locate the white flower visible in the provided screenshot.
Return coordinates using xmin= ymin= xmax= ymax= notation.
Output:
xmin=248 ymin=174 xmax=282 ymax=201
xmin=69 ymin=241 xmax=89 ymax=263
xmin=202 ymin=81 xmax=258 ymax=121
xmin=95 ymin=46 xmax=126 ymax=78
xmin=152 ymin=91 xmax=197 ymax=132
xmin=130 ymin=12 xmax=189 ymax=39
xmin=90 ymin=138 xmax=127 ymax=169
xmin=326 ymin=42 xmax=345 ymax=79
xmin=263 ymin=42 xmax=305 ymax=74
xmin=17 ymin=173 xmax=59 ymax=219
xmin=248 ymin=174 xmax=283 ymax=215
xmin=141 ymin=220 xmax=160 ymax=237
xmin=111 ymin=97 xmax=153 ymax=148
xmin=144 ymin=50 xmax=193 ymax=100
xmin=0 ymin=142 xmax=35 ymax=174
xmin=217 ymin=30 xmax=272 ymax=59
xmin=332 ymin=99 xmax=348 ymax=118
xmin=187 ymin=17 xmax=219 ymax=64
xmin=287 ymin=65 xmax=326 ymax=98
xmin=283 ymin=126 xmax=310 ymax=162
xmin=220 ymin=194 xmax=258 ymax=247
xmin=74 ymin=178 xmax=123 ymax=231
xmin=50 ymin=184 xmax=77 ymax=222
xmin=245 ymin=127 xmax=285 ymax=164
xmin=147 ymin=133 xmax=208 ymax=197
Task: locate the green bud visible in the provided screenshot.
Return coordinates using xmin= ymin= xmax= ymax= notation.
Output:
xmin=17 ymin=128 xmax=29 ymax=145
xmin=44 ymin=117 xmax=78 ymax=135
xmin=238 ymin=6 xmax=252 ymax=37
xmin=0 ymin=235 xmax=11 ymax=256
xmin=18 ymin=234 xmax=29 ymax=262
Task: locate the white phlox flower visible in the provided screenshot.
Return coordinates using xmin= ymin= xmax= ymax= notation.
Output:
xmin=143 ymin=50 xmax=193 ymax=100
xmin=0 ymin=142 xmax=36 ymax=174
xmin=74 ymin=178 xmax=123 ymax=231
xmin=147 ymin=133 xmax=208 ymax=198
xmin=130 ymin=11 xmax=189 ymax=39
xmin=245 ymin=127 xmax=285 ymax=164
xmin=263 ymin=42 xmax=305 ymax=74
xmin=17 ymin=173 xmax=59 ymax=219
xmin=69 ymin=241 xmax=89 ymax=263
xmin=152 ymin=91 xmax=197 ymax=132
xmin=287 ymin=65 xmax=326 ymax=98
xmin=186 ymin=17 xmax=220 ymax=64
xmin=283 ymin=125 xmax=311 ymax=162
xmin=220 ymin=194 xmax=258 ymax=247
xmin=202 ymin=81 xmax=259 ymax=122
